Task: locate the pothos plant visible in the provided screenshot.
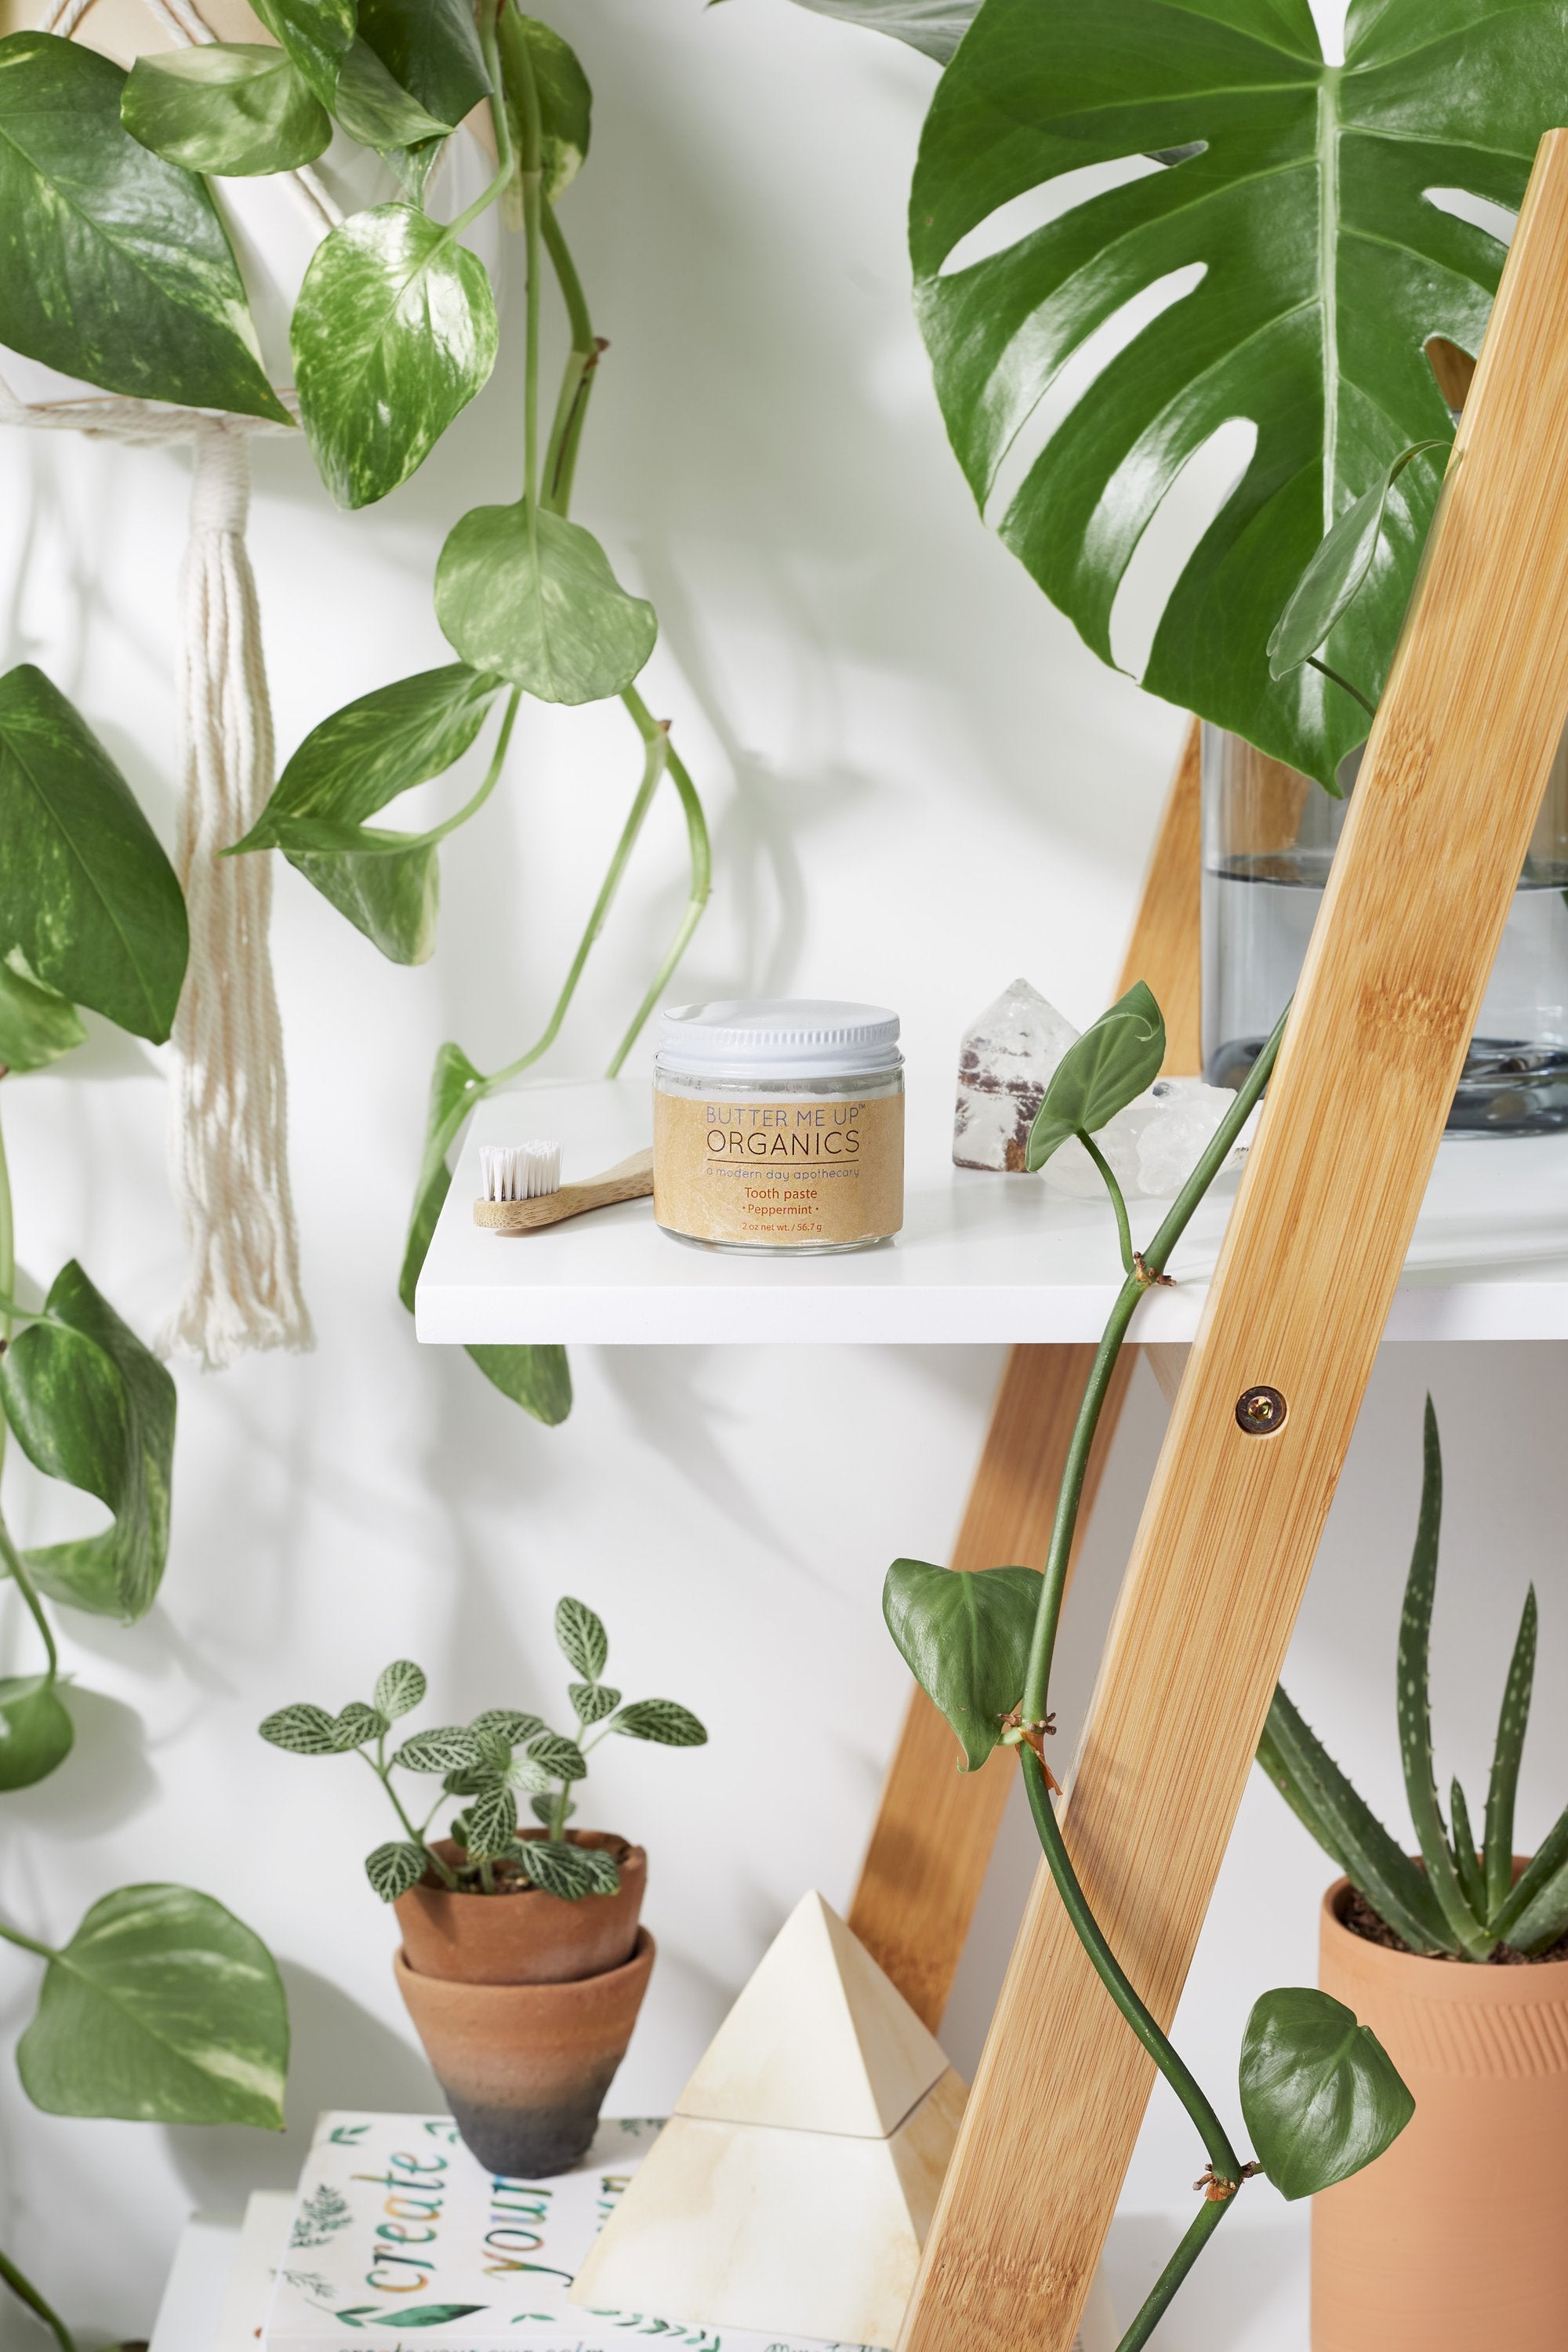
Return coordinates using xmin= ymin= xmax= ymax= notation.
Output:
xmin=0 ymin=669 xmax=292 ymax=2352
xmin=885 ymin=985 xmax=1415 ymax=2351
xmin=0 ymin=2 xmax=711 ymax=1431
xmin=260 ymin=1595 xmax=707 ymax=1902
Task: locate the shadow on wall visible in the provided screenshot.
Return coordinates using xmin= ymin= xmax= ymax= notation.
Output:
xmin=163 ymin=1963 xmax=440 ymax=2208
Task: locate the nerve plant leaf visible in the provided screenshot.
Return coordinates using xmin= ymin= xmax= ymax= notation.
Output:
xmin=556 ymin=1595 xmax=608 ymax=1682
xmin=292 ymin=205 xmax=499 ymax=510
xmin=1238 ymin=1987 xmax=1413 ymax=2201
xmin=883 ymin=1559 xmax=1040 ymax=1771
xmin=0 ymin=33 xmax=286 ymax=420
xmin=516 ymin=1840 xmax=620 ymax=1900
xmin=435 ymin=505 xmax=657 ymax=704
xmin=0 ymin=1261 xmax=175 ymax=1623
xmin=0 ymin=667 xmax=189 ymax=1044
xmin=907 ymin=0 xmax=1567 ymax=787
xmin=16 ymin=1882 xmax=289 ymax=2129
xmin=1026 ymin=982 xmax=1165 ymax=1171
xmin=527 ymin=1731 xmax=589 ymax=1780
xmin=393 ymin=1726 xmax=482 ymax=1773
xmin=121 ymin=45 xmax=332 ymax=177
xmin=608 ymin=1700 xmax=707 ymax=1748
xmin=0 ymin=1674 xmax=74 ymax=1791
xmin=1269 ymin=441 xmax=1450 ymax=687
xmin=365 ymin=1841 xmax=429 ymax=1902
xmin=0 ymin=963 xmax=85 ymax=1076
xmin=375 ymin=1660 xmax=428 ymax=1722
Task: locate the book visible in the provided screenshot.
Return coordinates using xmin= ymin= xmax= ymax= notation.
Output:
xmin=263 ymin=2112 xmax=1115 ymax=2352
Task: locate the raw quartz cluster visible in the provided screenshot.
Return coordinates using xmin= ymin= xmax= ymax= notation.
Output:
xmin=953 ymin=978 xmax=1247 ymax=1198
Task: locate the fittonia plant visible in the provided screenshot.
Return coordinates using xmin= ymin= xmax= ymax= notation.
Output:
xmin=1261 ymin=1397 xmax=1568 ymax=1962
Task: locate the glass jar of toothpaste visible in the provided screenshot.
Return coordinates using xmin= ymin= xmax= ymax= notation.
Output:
xmin=653 ymin=1000 xmax=905 ymax=1254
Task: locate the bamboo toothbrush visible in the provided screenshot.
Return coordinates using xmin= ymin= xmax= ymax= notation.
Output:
xmin=474 ymin=1141 xmax=654 ymax=1232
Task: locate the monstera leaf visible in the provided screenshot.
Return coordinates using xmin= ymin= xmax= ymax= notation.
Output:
xmin=786 ymin=0 xmax=976 ymax=62
xmin=910 ymin=0 xmax=1568 ymax=787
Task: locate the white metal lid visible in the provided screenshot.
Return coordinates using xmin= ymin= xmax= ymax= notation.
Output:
xmin=656 ymin=998 xmax=902 ymax=1076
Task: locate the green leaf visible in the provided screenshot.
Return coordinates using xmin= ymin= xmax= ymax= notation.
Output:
xmin=1269 ymin=441 xmax=1450 ymax=686
xmin=1258 ymin=1685 xmax=1454 ymax=1955
xmin=355 ymin=0 xmax=488 ymax=136
xmin=0 ymin=962 xmax=85 ymax=1076
xmin=249 ymin=0 xmax=355 ymax=111
xmin=0 ymin=666 xmax=189 ymax=1044
xmin=435 ymin=505 xmax=656 ymax=704
xmin=375 ymin=1660 xmax=427 ymax=1722
xmin=121 ymin=45 xmax=331 ymax=176
xmin=0 ymin=1674 xmax=74 ymax=1791
xmin=571 ymin=1682 xmax=620 ymax=1726
xmin=0 ymin=1261 xmax=175 ymax=1622
xmin=1448 ymin=1779 xmax=1487 ymax=1922
xmin=465 ymin=1344 xmax=573 ymax=1425
xmin=1025 ymin=982 xmax=1165 ymax=1172
xmin=363 ymin=2308 xmax=487 ymax=2329
xmin=398 ymin=1042 xmax=487 ymax=1314
xmin=1238 ymin=1986 xmax=1414 ymax=2201
xmin=515 ymin=1839 xmax=619 ymax=1900
xmin=1502 ymin=1857 xmax=1568 ymax=1955
xmin=784 ymin=0 xmax=973 ymax=64
xmin=234 ymin=666 xmax=504 ymax=965
xmin=365 ymin=1841 xmax=429 ymax=1902
xmin=292 ymin=204 xmax=499 ymax=510
xmin=259 ymin=1700 xmax=342 ymax=1755
xmin=526 ymin=1730 xmax=587 ymax=1781
xmin=0 ymin=34 xmax=286 ymax=419
xmin=530 ymin=1789 xmax=573 ymax=1828
xmin=883 ymin=1559 xmax=1039 ymax=1772
xmin=1492 ymin=1798 xmax=1568 ymax=1947
xmin=1398 ymin=1399 xmax=1494 ymax=1957
xmin=500 ymin=16 xmax=590 ymax=229
xmin=608 ymin=1700 xmax=708 ymax=1750
xmin=464 ymin=1781 xmax=518 ymax=1859
xmin=1484 ymin=1585 xmax=1536 ymax=1921
xmin=470 ymin=1708 xmax=546 ymax=1745
xmin=505 ymin=1752 xmax=554 ymax=1796
xmin=335 ymin=1701 xmax=389 ymax=1747
xmin=394 ymin=1726 xmax=481 ymax=1773
xmin=907 ymin=0 xmax=1566 ymax=787
xmin=16 ymin=1883 xmax=289 ymax=2129
xmin=555 ymin=1595 xmax=608 ymax=1682
xmin=331 ymin=38 xmax=456 ymax=151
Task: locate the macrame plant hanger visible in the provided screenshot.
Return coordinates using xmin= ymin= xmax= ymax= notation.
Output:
xmin=0 ymin=0 xmax=342 ymax=1364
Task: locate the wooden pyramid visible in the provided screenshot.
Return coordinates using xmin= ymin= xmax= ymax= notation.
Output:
xmin=568 ymin=1892 xmax=967 ymax=2347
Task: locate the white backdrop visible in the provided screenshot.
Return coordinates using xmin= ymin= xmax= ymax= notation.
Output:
xmin=3 ymin=3 xmax=1566 ymax=2347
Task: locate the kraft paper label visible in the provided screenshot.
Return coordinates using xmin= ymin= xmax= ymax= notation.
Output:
xmin=654 ymin=1091 xmax=904 ymax=1247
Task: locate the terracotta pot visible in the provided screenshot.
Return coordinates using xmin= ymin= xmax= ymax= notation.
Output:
xmin=1313 ymin=1874 xmax=1568 ymax=2351
xmin=394 ymin=1832 xmax=646 ymax=1985
xmin=396 ymin=1926 xmax=655 ymax=2177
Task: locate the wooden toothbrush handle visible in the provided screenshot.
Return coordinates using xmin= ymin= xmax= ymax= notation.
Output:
xmin=474 ymin=1147 xmax=655 ymax=1232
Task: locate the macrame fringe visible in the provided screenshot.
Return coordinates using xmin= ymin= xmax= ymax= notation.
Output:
xmin=160 ymin=423 xmax=313 ymax=1367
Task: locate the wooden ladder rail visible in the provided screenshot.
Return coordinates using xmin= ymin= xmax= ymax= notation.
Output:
xmin=849 ymin=720 xmax=1202 ymax=2028
xmin=896 ymin=125 xmax=1568 ymax=2352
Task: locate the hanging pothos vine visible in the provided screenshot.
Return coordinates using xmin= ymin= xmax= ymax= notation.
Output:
xmin=0 ymin=0 xmax=710 ymax=1429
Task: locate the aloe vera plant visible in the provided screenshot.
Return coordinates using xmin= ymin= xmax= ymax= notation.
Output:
xmin=1260 ymin=1397 xmax=1566 ymax=1961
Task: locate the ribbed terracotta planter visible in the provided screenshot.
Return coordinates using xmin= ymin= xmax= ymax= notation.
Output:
xmin=397 ymin=1927 xmax=655 ymax=2178
xmin=1313 ymin=1875 xmax=1568 ymax=2351
xmin=394 ymin=1832 xmax=646 ymax=1984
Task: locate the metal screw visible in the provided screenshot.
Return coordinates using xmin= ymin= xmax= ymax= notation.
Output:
xmin=1236 ymin=1385 xmax=1287 ymax=1436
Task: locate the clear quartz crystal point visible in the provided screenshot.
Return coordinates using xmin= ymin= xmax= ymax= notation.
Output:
xmin=953 ymin=979 xmax=1080 ymax=1171
xmin=1040 ymin=1077 xmax=1246 ymax=1200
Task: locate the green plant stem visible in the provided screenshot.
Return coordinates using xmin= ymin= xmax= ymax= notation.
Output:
xmin=361 ymin=1748 xmax=456 ymax=1887
xmin=0 ymin=2248 xmax=78 ymax=2352
xmin=0 ymin=1916 xmax=56 ymax=1964
xmin=444 ymin=1 xmax=515 ymax=243
xmin=506 ymin=5 xmax=546 ymax=517
xmin=426 ymin=688 xmax=522 ymax=846
xmin=1109 ymin=2196 xmax=1233 ymax=2352
xmin=606 ymin=691 xmax=713 ymax=1076
xmin=0 ymin=1508 xmax=59 ymax=1683
xmin=539 ymin=206 xmax=601 ymax=515
xmin=549 ymin=1783 xmax=571 ymax=1840
xmin=1306 ymin=654 xmax=1377 ymax=719
xmin=1080 ymin=1129 xmax=1134 ymax=1278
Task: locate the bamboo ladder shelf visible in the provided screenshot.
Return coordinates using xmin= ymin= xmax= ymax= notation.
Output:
xmin=416 ymin=126 xmax=1568 ymax=2352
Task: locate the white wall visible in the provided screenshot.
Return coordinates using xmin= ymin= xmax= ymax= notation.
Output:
xmin=2 ymin=3 xmax=1565 ymax=2348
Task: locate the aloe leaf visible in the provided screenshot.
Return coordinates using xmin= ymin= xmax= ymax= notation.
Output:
xmin=1501 ymin=1855 xmax=1568 ymax=1955
xmin=1484 ymin=1584 xmax=1536 ymax=1920
xmin=1025 ymin=981 xmax=1165 ymax=1171
xmin=1491 ymin=1799 xmax=1568 ymax=1945
xmin=1398 ymin=1399 xmax=1494 ymax=1958
xmin=1258 ymin=1684 xmax=1453 ymax=1955
xmin=1448 ymin=1780 xmax=1487 ymax=1922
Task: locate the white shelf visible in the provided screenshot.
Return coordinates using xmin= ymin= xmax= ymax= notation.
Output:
xmin=415 ymin=1065 xmax=1568 ymax=1348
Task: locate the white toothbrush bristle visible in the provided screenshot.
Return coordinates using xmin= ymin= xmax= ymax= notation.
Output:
xmin=480 ymin=1142 xmax=562 ymax=1202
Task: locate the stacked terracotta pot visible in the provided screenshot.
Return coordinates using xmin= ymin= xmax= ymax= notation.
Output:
xmin=394 ymin=1831 xmax=655 ymax=2176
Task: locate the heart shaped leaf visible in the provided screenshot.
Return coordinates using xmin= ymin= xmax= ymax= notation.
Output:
xmin=292 ymin=205 xmax=499 ymax=510
xmin=0 ymin=33 xmax=286 ymax=419
xmin=0 ymin=963 xmax=85 ymax=1076
xmin=16 ymin=1883 xmax=288 ymax=2129
xmin=909 ymin=0 xmax=1568 ymax=786
xmin=436 ymin=504 xmax=656 ymax=703
xmin=121 ymin=45 xmax=332 ymax=177
xmin=249 ymin=0 xmax=355 ymax=111
xmin=0 ymin=666 xmax=189 ymax=1045
xmin=354 ymin=0 xmax=489 ymax=140
xmin=1027 ymin=982 xmax=1165 ymax=1171
xmin=499 ymin=15 xmax=591 ymax=228
xmin=0 ymin=1262 xmax=175 ymax=1622
xmin=1269 ymin=441 xmax=1450 ymax=688
xmin=0 ymin=1674 xmax=74 ymax=1791
xmin=332 ymin=38 xmax=458 ymax=151
xmin=1239 ymin=1986 xmax=1414 ymax=2200
xmin=883 ymin=1558 xmax=1041 ymax=1771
